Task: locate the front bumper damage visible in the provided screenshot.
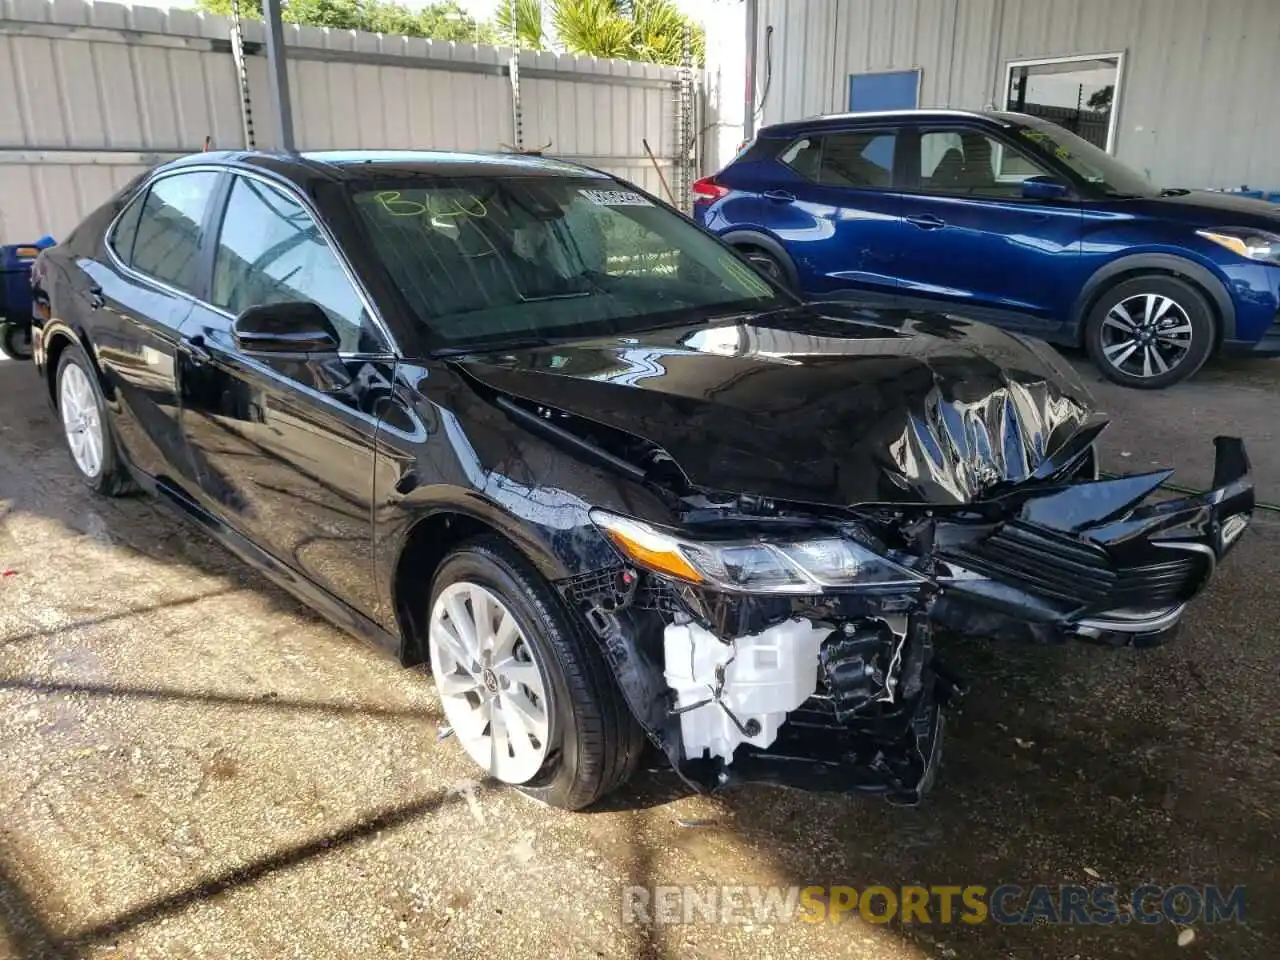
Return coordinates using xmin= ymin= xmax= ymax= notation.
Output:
xmin=559 ymin=437 xmax=1253 ymax=805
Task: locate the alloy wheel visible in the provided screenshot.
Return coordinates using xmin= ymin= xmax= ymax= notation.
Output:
xmin=428 ymin=581 xmax=552 ymax=784
xmin=59 ymin=363 xmax=103 ymax=478
xmin=1098 ymin=293 xmax=1194 ymax=380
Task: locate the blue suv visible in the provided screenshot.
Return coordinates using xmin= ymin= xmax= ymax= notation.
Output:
xmin=694 ymin=109 xmax=1280 ymax=388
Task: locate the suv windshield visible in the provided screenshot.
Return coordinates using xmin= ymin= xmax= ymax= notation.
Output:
xmin=998 ymin=114 xmax=1159 ymax=198
xmin=350 ymin=176 xmax=787 ymax=350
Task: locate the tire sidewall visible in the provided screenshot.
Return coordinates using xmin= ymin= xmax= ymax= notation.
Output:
xmin=1085 ymin=276 xmax=1215 ymax=389
xmin=56 ymin=344 xmax=114 ymax=490
xmin=428 ymin=545 xmax=591 ymax=807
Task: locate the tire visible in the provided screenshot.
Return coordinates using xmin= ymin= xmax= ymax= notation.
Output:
xmin=55 ymin=343 xmax=133 ymax=495
xmin=737 ymin=245 xmax=794 ymax=291
xmin=1084 ymin=275 xmax=1215 ymax=389
xmin=427 ymin=538 xmax=645 ymax=810
xmin=1 ymin=323 xmax=32 ymax=360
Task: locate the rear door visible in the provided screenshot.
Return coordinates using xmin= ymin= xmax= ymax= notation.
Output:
xmin=893 ymin=122 xmax=1082 ymax=334
xmin=178 ymin=172 xmax=395 ymax=617
xmin=756 ymin=126 xmax=905 ymax=298
xmin=84 ymin=169 xmax=222 ymax=487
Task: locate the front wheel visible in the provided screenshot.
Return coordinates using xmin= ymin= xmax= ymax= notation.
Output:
xmin=1084 ymin=276 xmax=1216 ymax=388
xmin=426 ymin=539 xmax=645 ymax=810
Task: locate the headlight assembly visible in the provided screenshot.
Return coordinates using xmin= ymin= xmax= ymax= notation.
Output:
xmin=590 ymin=510 xmax=923 ymax=593
xmin=1197 ymin=227 xmax=1280 ymax=263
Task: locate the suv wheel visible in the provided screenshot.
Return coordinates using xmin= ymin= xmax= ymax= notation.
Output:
xmin=738 ymin=246 xmax=793 ymax=290
xmin=1085 ymin=276 xmax=1215 ymax=388
xmin=426 ymin=538 xmax=644 ymax=810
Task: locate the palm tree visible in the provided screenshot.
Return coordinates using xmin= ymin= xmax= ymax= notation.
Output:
xmin=496 ymin=0 xmax=545 ymax=48
xmin=551 ymin=0 xmax=637 ymax=60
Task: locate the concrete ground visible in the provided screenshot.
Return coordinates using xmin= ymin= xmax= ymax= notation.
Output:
xmin=0 ymin=352 xmax=1276 ymax=960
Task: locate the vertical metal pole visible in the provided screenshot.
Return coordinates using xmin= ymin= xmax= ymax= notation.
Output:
xmin=229 ymin=0 xmax=255 ymax=148
xmin=262 ymin=0 xmax=295 ymax=152
xmin=743 ymin=0 xmax=758 ymax=140
xmin=508 ymin=0 xmax=524 ymax=150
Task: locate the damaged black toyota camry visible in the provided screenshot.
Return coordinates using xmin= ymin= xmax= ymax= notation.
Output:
xmin=32 ymin=151 xmax=1253 ymax=810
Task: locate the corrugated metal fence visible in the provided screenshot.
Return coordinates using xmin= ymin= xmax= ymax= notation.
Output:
xmin=0 ymin=0 xmax=696 ymax=243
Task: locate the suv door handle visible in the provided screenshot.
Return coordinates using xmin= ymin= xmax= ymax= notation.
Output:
xmin=906 ymin=214 xmax=946 ymax=230
xmin=180 ymin=333 xmax=212 ymax=365
xmin=88 ymin=286 xmax=105 ymax=310
xmin=763 ymin=190 xmax=796 ymax=203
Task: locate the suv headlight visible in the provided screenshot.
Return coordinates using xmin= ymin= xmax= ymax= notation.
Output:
xmin=1197 ymin=227 xmax=1280 ymax=263
xmin=590 ymin=510 xmax=923 ymax=593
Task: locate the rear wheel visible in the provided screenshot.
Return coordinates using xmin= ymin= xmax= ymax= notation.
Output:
xmin=737 ymin=246 xmax=793 ymax=291
xmin=56 ymin=343 xmax=133 ymax=495
xmin=1084 ymin=275 xmax=1215 ymax=388
xmin=427 ymin=539 xmax=644 ymax=810
xmin=1 ymin=323 xmax=32 ymax=360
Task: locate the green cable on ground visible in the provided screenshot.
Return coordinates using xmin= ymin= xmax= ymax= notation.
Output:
xmin=1100 ymin=473 xmax=1280 ymax=514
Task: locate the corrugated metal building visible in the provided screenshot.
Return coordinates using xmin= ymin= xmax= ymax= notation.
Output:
xmin=750 ymin=0 xmax=1280 ymax=192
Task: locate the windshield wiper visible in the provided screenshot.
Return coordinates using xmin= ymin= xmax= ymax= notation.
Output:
xmin=430 ymin=335 xmax=557 ymax=358
xmin=1159 ymin=187 xmax=1191 ymax=197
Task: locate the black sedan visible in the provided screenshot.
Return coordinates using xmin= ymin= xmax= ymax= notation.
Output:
xmin=30 ymin=151 xmax=1253 ymax=809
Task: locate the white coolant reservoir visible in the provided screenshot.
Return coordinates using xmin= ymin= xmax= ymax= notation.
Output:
xmin=663 ymin=618 xmax=828 ymax=765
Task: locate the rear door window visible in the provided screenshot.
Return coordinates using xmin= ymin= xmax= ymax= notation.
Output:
xmin=130 ymin=171 xmax=220 ymax=295
xmin=778 ymin=130 xmax=898 ymax=188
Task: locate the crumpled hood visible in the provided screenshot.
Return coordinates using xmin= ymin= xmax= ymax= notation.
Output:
xmin=454 ymin=303 xmax=1095 ymax=506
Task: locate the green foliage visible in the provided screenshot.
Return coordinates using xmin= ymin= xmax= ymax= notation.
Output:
xmin=551 ymin=0 xmax=635 ymax=60
xmin=192 ymin=0 xmax=492 ymax=44
xmin=191 ymin=0 xmax=704 ymax=64
xmin=496 ymin=0 xmax=546 ymax=48
xmin=550 ymin=0 xmax=702 ymax=66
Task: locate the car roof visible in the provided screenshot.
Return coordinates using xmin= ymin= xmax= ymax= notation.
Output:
xmin=757 ymin=108 xmax=1018 ymax=139
xmin=160 ymin=149 xmax=612 ymax=186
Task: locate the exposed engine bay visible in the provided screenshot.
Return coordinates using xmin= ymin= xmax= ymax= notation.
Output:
xmin=547 ymin=410 xmax=1253 ymax=804
xmin=456 ymin=308 xmax=1254 ymax=803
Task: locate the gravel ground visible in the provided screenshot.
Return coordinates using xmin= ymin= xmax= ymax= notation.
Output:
xmin=0 ymin=353 xmax=1277 ymax=960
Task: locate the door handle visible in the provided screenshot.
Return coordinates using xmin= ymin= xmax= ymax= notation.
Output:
xmin=88 ymin=286 xmax=105 ymax=310
xmin=906 ymin=214 xmax=946 ymax=230
xmin=763 ymin=190 xmax=796 ymax=203
xmin=180 ymin=333 xmax=213 ymax=365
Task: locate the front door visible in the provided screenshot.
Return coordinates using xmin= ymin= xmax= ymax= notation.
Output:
xmin=757 ymin=126 xmax=905 ymax=299
xmin=83 ymin=170 xmax=221 ymax=487
xmin=179 ymin=173 xmax=395 ymax=617
xmin=893 ymin=125 xmax=1082 ymax=334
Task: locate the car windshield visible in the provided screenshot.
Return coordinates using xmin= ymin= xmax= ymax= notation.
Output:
xmin=1000 ymin=114 xmax=1160 ymax=198
xmin=349 ymin=176 xmax=787 ymax=350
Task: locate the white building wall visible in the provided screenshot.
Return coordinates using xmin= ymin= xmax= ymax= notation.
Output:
xmin=753 ymin=0 xmax=1280 ymax=191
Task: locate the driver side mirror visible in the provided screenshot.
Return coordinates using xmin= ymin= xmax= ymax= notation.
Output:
xmin=232 ymin=302 xmax=340 ymax=355
xmin=1021 ymin=175 xmax=1071 ymax=200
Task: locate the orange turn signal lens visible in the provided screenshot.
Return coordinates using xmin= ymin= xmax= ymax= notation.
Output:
xmin=595 ymin=514 xmax=704 ymax=583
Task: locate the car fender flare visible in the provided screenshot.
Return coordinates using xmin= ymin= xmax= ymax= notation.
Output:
xmin=1072 ymin=253 xmax=1236 ymax=342
xmin=720 ymin=229 xmax=801 ymax=289
xmin=39 ymin=319 xmax=112 ymax=402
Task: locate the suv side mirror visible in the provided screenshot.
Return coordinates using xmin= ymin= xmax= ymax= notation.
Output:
xmin=233 ymin=302 xmax=340 ymax=355
xmin=1022 ymin=175 xmax=1071 ymax=200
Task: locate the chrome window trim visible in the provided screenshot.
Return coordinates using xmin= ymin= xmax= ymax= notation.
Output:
xmin=102 ymin=162 xmax=400 ymax=359
xmin=103 ymin=166 xmax=223 ymax=311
